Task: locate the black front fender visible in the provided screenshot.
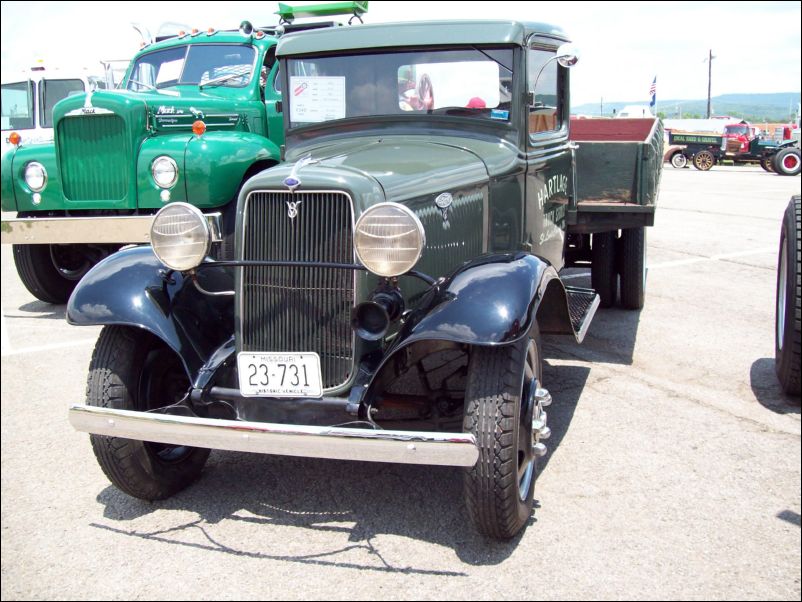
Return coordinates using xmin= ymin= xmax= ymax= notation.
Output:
xmin=67 ymin=246 xmax=234 ymax=380
xmin=364 ymin=253 xmax=562 ymax=404
xmin=400 ymin=253 xmax=557 ymax=348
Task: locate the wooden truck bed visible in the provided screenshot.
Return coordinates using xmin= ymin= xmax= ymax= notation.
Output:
xmin=567 ymin=118 xmax=663 ymax=233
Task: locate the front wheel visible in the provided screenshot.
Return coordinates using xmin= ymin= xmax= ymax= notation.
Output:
xmin=776 ymin=196 xmax=801 ymax=396
xmin=670 ymin=152 xmax=687 ymax=169
xmin=760 ymin=158 xmax=775 ymax=172
xmin=693 ymin=150 xmax=715 ymax=171
xmin=773 ymin=148 xmax=802 ymax=176
xmin=463 ymin=330 xmax=546 ymax=539
xmin=86 ymin=326 xmax=210 ymax=500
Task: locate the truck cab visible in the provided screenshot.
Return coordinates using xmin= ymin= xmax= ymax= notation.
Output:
xmin=2 ymin=64 xmax=109 ymax=154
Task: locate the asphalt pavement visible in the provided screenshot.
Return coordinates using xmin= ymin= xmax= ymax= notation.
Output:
xmin=1 ymin=165 xmax=800 ymax=600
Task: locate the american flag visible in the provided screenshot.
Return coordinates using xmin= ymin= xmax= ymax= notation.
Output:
xmin=649 ymin=77 xmax=657 ymax=108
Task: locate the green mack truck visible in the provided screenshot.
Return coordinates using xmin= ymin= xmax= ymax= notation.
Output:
xmin=0 ymin=2 xmax=368 ymax=304
xmin=66 ymin=17 xmax=662 ymax=540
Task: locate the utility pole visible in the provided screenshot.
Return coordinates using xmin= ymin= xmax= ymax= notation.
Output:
xmin=600 ymin=97 xmax=603 ymax=116
xmin=706 ymin=49 xmax=713 ymax=118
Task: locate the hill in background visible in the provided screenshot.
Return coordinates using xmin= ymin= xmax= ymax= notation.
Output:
xmin=572 ymin=92 xmax=800 ymax=122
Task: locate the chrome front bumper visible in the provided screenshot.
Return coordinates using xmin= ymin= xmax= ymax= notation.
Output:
xmin=1 ymin=213 xmax=222 ymax=245
xmin=69 ymin=405 xmax=479 ymax=467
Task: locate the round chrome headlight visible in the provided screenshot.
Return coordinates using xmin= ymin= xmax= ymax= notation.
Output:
xmin=354 ymin=203 xmax=425 ymax=277
xmin=152 ymin=155 xmax=178 ymax=188
xmin=24 ymin=162 xmax=47 ymax=192
xmin=150 ymin=202 xmax=210 ymax=271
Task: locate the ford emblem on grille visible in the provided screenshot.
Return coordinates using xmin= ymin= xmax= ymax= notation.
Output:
xmin=286 ymin=200 xmax=303 ymax=219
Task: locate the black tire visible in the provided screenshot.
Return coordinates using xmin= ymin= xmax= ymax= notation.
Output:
xmin=670 ymin=152 xmax=687 ymax=169
xmin=618 ymin=227 xmax=646 ymax=310
xmin=760 ymin=158 xmax=775 ymax=173
xmin=463 ymin=329 xmax=543 ymax=539
xmin=775 ymin=196 xmax=801 ymax=396
xmin=12 ymin=243 xmax=90 ymax=304
xmin=86 ymin=326 xmax=210 ymax=500
xmin=773 ymin=148 xmax=802 ymax=176
xmin=591 ymin=231 xmax=618 ymax=308
xmin=693 ymin=150 xmax=715 ymax=171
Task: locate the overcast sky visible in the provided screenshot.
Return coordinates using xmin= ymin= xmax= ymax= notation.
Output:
xmin=1 ymin=1 xmax=800 ymax=107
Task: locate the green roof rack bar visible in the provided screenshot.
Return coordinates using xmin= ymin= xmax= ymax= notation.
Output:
xmin=276 ymin=2 xmax=368 ymax=23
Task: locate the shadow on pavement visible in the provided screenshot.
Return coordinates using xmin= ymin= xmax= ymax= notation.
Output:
xmin=90 ymin=358 xmax=591 ymax=570
xmin=555 ymin=269 xmax=642 ymax=365
xmin=750 ymin=358 xmax=801 ymax=414
xmin=6 ymin=301 xmax=67 ymax=320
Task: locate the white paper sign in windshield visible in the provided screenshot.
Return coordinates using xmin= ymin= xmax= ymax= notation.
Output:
xmin=290 ymin=76 xmax=346 ymax=123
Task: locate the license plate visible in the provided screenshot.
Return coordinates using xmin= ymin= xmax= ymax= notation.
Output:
xmin=237 ymin=352 xmax=323 ymax=398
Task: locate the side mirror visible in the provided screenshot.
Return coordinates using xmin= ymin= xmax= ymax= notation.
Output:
xmin=556 ymin=44 xmax=580 ymax=68
xmin=530 ymin=44 xmax=580 ymax=100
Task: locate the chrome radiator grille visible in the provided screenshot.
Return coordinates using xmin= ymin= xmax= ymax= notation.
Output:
xmin=240 ymin=191 xmax=355 ymax=390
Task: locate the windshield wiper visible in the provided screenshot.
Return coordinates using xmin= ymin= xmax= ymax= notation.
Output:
xmin=127 ymin=78 xmax=157 ymax=91
xmin=199 ymin=71 xmax=249 ymax=89
xmin=470 ymin=46 xmax=513 ymax=74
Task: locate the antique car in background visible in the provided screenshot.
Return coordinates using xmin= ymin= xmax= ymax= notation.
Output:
xmin=67 ymin=17 xmax=662 ymax=539
xmin=0 ymin=2 xmax=368 ymax=303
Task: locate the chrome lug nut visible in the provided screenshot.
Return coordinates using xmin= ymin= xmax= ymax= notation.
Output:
xmin=535 ymin=387 xmax=552 ymax=407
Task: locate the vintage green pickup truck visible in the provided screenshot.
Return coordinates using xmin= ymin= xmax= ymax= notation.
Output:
xmin=66 ymin=17 xmax=662 ymax=539
xmin=0 ymin=2 xmax=370 ymax=303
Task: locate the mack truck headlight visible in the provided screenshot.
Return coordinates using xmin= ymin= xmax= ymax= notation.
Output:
xmin=150 ymin=202 xmax=211 ymax=271
xmin=152 ymin=156 xmax=178 ymax=188
xmin=24 ymin=162 xmax=47 ymax=192
xmin=354 ymin=203 xmax=425 ymax=277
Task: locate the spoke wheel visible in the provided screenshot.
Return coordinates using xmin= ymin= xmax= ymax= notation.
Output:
xmin=693 ymin=150 xmax=715 ymax=171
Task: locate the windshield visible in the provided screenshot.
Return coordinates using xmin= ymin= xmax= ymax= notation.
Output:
xmin=725 ymin=125 xmax=749 ymax=136
xmin=127 ymin=44 xmax=256 ymax=91
xmin=39 ymin=79 xmax=85 ymax=127
xmin=286 ymin=47 xmax=514 ymax=128
xmin=2 ymin=81 xmax=35 ymax=130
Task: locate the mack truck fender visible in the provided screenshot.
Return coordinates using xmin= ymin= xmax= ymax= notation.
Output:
xmin=66 ymin=246 xmax=233 ymax=380
xmin=135 ymin=131 xmax=281 ymax=210
xmin=185 ymin=132 xmax=280 ymax=209
xmin=1 ymin=144 xmax=62 ymax=213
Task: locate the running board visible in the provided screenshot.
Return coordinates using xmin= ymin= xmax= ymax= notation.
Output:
xmin=565 ymin=286 xmax=599 ymax=343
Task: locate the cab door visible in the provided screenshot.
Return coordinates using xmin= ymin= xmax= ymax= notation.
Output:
xmin=524 ymin=44 xmax=572 ymax=271
xmin=262 ymin=46 xmax=284 ymax=147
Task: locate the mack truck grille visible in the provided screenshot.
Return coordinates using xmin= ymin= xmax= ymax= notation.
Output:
xmin=240 ymin=191 xmax=355 ymax=390
xmin=57 ymin=115 xmax=128 ymax=201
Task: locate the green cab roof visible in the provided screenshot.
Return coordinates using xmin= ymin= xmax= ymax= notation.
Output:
xmin=136 ymin=30 xmax=279 ymax=58
xmin=276 ymin=20 xmax=569 ymax=56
